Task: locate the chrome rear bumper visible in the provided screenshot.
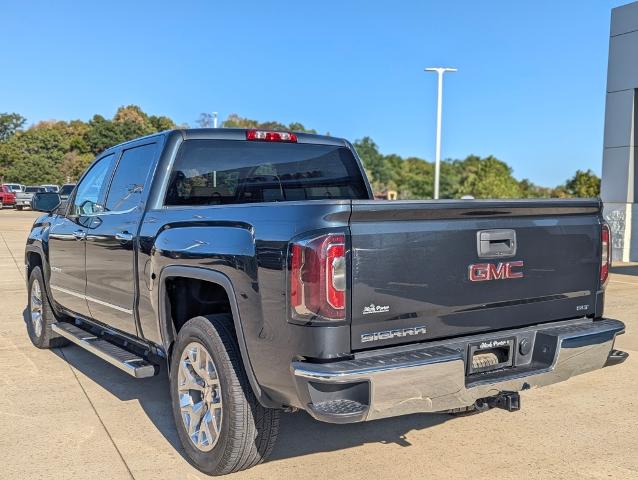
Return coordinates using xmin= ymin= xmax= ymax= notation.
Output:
xmin=292 ymin=318 xmax=626 ymax=423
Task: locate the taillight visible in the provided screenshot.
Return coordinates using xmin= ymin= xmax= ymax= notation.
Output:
xmin=289 ymin=234 xmax=346 ymax=321
xmin=601 ymin=224 xmax=611 ymax=285
xmin=246 ymin=129 xmax=297 ymax=142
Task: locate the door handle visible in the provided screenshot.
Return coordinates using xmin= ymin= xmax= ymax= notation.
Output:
xmin=115 ymin=232 xmax=133 ymax=242
xmin=477 ymin=229 xmax=517 ymax=258
xmin=72 ymin=230 xmax=86 ymax=240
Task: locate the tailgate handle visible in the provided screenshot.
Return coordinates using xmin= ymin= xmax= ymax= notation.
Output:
xmin=477 ymin=229 xmax=517 ymax=258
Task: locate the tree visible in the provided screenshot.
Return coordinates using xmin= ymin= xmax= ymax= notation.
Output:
xmin=519 ymin=178 xmax=553 ymax=198
xmin=222 ymin=113 xmax=316 ymax=133
xmin=397 ymin=157 xmax=433 ymax=199
xmin=0 ymin=113 xmax=26 ymax=141
xmin=111 ymin=105 xmax=157 ymax=139
xmin=196 ymin=113 xmax=214 ymax=128
xmin=0 ymin=110 xmax=600 ymax=198
xmin=0 ymin=106 xmax=175 ymax=184
xmin=60 ymin=151 xmax=93 ymax=183
xmin=353 ymin=137 xmax=397 ymax=192
xmin=5 ymin=156 xmax=60 ymax=184
xmin=558 ymin=169 xmax=601 ymax=198
xmin=454 ymin=155 xmax=522 ymax=199
xmin=149 ymin=115 xmax=176 ymax=132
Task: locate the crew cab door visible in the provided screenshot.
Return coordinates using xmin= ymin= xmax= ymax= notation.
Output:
xmin=84 ymin=141 xmax=159 ymax=336
xmin=48 ymin=153 xmax=116 ymax=318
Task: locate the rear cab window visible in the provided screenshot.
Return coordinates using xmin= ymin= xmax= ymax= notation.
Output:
xmin=164 ymin=140 xmax=369 ymax=206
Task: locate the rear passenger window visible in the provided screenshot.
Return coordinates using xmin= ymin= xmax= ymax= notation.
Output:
xmin=164 ymin=140 xmax=369 ymax=206
xmin=105 ymin=143 xmax=157 ymax=211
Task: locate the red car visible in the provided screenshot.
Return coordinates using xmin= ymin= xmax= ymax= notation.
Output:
xmin=0 ymin=185 xmax=16 ymax=208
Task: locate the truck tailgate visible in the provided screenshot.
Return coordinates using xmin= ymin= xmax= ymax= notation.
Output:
xmin=349 ymin=199 xmax=603 ymax=350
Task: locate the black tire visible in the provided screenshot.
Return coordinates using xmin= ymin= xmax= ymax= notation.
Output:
xmin=16 ymin=205 xmax=23 ymax=211
xmin=170 ymin=314 xmax=280 ymax=475
xmin=26 ymin=266 xmax=69 ymax=349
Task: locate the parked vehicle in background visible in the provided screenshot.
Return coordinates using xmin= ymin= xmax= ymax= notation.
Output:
xmin=2 ymin=183 xmax=25 ymax=193
xmin=41 ymin=184 xmax=60 ymax=193
xmin=58 ymin=183 xmax=76 ymax=201
xmin=0 ymin=185 xmax=16 ymax=208
xmin=15 ymin=186 xmax=45 ymax=210
xmin=24 ymin=128 xmax=628 ymax=475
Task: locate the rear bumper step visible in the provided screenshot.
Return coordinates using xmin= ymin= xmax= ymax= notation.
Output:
xmin=605 ymin=349 xmax=629 ymax=367
xmin=52 ymin=322 xmax=157 ymax=378
xmin=293 ymin=318 xmax=626 ymax=423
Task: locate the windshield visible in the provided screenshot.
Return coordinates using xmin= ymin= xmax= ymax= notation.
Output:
xmin=165 ymin=140 xmax=370 ymax=206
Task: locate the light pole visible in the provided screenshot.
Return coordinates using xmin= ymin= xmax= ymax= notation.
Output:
xmin=425 ymin=67 xmax=457 ymax=199
xmin=213 ymin=112 xmax=218 ymax=128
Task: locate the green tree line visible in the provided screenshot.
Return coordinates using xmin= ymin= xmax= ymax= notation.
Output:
xmin=353 ymin=137 xmax=600 ymax=199
xmin=0 ymin=108 xmax=600 ymax=198
xmin=0 ymin=106 xmax=176 ymax=185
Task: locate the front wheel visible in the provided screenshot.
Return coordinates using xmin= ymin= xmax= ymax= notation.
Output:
xmin=26 ymin=266 xmax=69 ymax=349
xmin=169 ymin=314 xmax=280 ymax=475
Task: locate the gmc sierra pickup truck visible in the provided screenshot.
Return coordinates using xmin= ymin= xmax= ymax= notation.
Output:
xmin=25 ymin=128 xmax=628 ymax=475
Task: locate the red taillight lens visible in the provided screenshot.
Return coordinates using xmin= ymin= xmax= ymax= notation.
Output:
xmin=246 ymin=129 xmax=297 ymax=142
xmin=289 ymin=234 xmax=346 ymax=321
xmin=601 ymin=224 xmax=611 ymax=285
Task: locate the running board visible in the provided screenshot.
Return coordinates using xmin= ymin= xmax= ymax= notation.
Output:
xmin=52 ymin=322 xmax=157 ymax=378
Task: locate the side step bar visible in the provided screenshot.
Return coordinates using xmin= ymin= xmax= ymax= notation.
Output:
xmin=52 ymin=322 xmax=157 ymax=378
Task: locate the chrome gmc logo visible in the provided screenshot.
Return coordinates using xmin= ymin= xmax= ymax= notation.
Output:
xmin=468 ymin=261 xmax=524 ymax=282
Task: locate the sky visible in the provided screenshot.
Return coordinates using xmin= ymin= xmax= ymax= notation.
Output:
xmin=0 ymin=0 xmax=629 ymax=187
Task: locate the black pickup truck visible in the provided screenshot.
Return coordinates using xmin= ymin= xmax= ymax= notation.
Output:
xmin=25 ymin=128 xmax=627 ymax=475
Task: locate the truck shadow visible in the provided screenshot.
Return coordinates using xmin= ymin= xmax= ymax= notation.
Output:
xmin=610 ymin=264 xmax=638 ymax=277
xmin=50 ymin=341 xmax=452 ymax=463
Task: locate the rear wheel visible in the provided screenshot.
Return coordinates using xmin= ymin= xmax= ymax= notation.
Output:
xmin=169 ymin=314 xmax=280 ymax=475
xmin=16 ymin=205 xmax=23 ymax=211
xmin=26 ymin=266 xmax=69 ymax=349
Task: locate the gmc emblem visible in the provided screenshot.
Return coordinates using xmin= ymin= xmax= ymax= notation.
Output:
xmin=468 ymin=261 xmax=524 ymax=282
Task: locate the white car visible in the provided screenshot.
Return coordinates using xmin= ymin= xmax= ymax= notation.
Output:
xmin=41 ymin=184 xmax=60 ymax=193
xmin=2 ymin=183 xmax=24 ymax=193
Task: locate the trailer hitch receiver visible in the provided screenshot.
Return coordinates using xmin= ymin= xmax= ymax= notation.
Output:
xmin=480 ymin=391 xmax=520 ymax=412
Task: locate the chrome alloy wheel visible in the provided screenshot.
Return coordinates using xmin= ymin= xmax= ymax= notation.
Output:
xmin=178 ymin=342 xmax=223 ymax=451
xmin=30 ymin=278 xmax=43 ymax=337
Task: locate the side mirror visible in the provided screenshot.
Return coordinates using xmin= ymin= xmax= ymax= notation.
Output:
xmin=31 ymin=192 xmax=61 ymax=213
